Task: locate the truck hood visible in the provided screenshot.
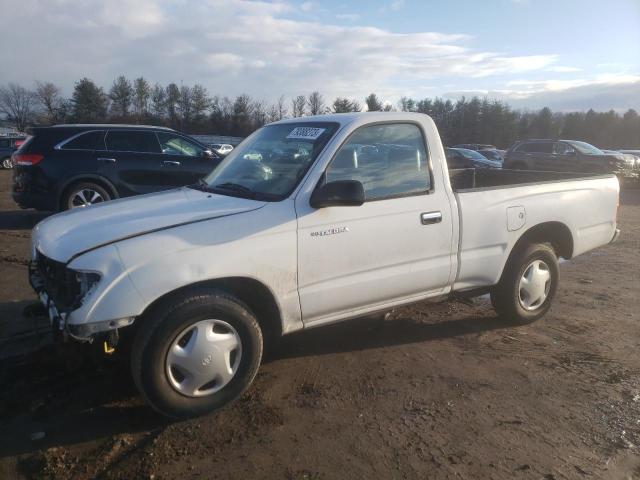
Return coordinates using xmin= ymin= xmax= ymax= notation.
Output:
xmin=32 ymin=187 xmax=266 ymax=263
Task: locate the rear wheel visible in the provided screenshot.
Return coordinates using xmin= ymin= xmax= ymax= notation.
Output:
xmin=490 ymin=243 xmax=559 ymax=324
xmin=62 ymin=182 xmax=111 ymax=210
xmin=131 ymin=289 xmax=263 ymax=419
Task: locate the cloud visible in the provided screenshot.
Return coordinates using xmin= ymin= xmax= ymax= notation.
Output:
xmin=444 ymin=75 xmax=640 ymax=111
xmin=300 ymin=1 xmax=313 ymax=12
xmin=0 ymin=0 xmax=568 ymax=105
xmin=546 ymin=66 xmax=582 ymax=73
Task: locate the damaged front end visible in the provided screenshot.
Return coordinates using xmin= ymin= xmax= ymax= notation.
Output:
xmin=28 ymin=251 xmax=132 ymax=350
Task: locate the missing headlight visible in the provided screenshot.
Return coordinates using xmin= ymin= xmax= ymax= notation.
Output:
xmin=75 ymin=271 xmax=101 ymax=304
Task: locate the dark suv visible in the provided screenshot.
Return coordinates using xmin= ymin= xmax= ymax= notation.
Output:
xmin=1 ymin=135 xmax=26 ymax=169
xmin=12 ymin=125 xmax=222 ymax=211
xmin=504 ymin=139 xmax=629 ymax=174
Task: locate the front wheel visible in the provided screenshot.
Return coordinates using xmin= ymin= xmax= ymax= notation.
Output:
xmin=1 ymin=157 xmax=12 ymax=169
xmin=131 ymin=289 xmax=263 ymax=419
xmin=490 ymin=242 xmax=559 ymax=324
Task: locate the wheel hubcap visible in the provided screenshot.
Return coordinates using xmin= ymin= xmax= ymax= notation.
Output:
xmin=165 ymin=319 xmax=242 ymax=397
xmin=2 ymin=158 xmax=11 ymax=169
xmin=518 ymin=259 xmax=551 ymax=311
xmin=70 ymin=188 xmax=105 ymax=208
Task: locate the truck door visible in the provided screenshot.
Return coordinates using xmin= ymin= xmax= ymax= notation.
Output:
xmin=296 ymin=123 xmax=454 ymax=324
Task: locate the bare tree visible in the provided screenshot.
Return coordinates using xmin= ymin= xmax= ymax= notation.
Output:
xmin=133 ymin=77 xmax=151 ymax=123
xmin=177 ymin=85 xmax=193 ymax=126
xmin=307 ymin=91 xmax=326 ymax=115
xmin=35 ymin=81 xmax=64 ymax=124
xmin=268 ymin=95 xmax=288 ymax=121
xmin=291 ymin=95 xmax=306 ymax=117
xmin=0 ymin=83 xmax=36 ymax=131
xmin=251 ymin=99 xmax=268 ymax=128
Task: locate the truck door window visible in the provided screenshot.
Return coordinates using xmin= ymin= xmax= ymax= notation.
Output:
xmin=326 ymin=123 xmax=430 ymax=201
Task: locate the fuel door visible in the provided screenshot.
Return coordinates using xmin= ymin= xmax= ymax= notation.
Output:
xmin=507 ymin=206 xmax=526 ymax=231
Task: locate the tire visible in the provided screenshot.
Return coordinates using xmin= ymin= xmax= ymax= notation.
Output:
xmin=490 ymin=242 xmax=559 ymax=325
xmin=131 ymin=288 xmax=263 ymax=419
xmin=1 ymin=157 xmax=12 ymax=169
xmin=62 ymin=181 xmax=111 ymax=210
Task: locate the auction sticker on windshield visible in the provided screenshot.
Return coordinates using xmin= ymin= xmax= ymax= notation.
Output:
xmin=286 ymin=127 xmax=326 ymax=140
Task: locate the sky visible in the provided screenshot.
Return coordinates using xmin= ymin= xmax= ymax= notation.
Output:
xmin=1 ymin=0 xmax=639 ymax=111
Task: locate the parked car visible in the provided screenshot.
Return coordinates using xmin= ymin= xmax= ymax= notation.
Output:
xmin=12 ymin=124 xmax=221 ymax=211
xmin=0 ymin=135 xmax=26 ymax=169
xmin=503 ymin=139 xmax=634 ymax=175
xmin=208 ymin=143 xmax=234 ymax=156
xmin=446 ymin=147 xmax=502 ymax=169
xmin=453 ymin=143 xmax=496 ymax=151
xmin=29 ymin=112 xmax=620 ymax=418
xmin=478 ymin=148 xmax=505 ymax=162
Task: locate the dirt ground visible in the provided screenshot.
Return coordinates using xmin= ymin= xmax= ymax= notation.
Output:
xmin=0 ymin=169 xmax=639 ymax=480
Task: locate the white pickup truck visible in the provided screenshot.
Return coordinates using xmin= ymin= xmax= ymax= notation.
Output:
xmin=29 ymin=112 xmax=620 ymax=418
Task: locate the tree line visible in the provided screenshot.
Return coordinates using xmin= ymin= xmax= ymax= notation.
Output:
xmin=0 ymin=77 xmax=639 ymax=149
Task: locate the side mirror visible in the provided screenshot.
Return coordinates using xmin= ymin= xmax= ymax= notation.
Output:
xmin=310 ymin=180 xmax=365 ymax=208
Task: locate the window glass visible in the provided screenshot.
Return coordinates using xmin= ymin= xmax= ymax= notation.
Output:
xmin=553 ymin=142 xmax=575 ymax=155
xmin=105 ymin=131 xmax=161 ymax=153
xmin=61 ymin=131 xmax=105 ymax=150
xmin=519 ymin=142 xmax=552 ymax=153
xmin=0 ymin=139 xmax=9 ymax=148
xmin=201 ymin=122 xmax=339 ymax=200
xmin=157 ymin=133 xmax=203 ymax=157
xmin=565 ymin=140 xmax=603 ymax=155
xmin=326 ymin=123 xmax=430 ymax=201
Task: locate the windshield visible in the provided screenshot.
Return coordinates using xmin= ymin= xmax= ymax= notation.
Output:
xmin=200 ymin=122 xmax=339 ymax=200
xmin=566 ymin=140 xmax=603 ymax=155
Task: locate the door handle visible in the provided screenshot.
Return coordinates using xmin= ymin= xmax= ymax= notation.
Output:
xmin=163 ymin=160 xmax=181 ymax=166
xmin=97 ymin=157 xmax=116 ymax=163
xmin=421 ymin=211 xmax=442 ymax=225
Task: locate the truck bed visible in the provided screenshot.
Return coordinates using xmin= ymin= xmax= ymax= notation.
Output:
xmin=449 ymin=168 xmax=619 ymax=292
xmin=449 ymin=168 xmax=605 ymax=192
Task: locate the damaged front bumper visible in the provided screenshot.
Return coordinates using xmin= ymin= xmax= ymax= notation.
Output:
xmin=28 ymin=259 xmax=134 ymax=343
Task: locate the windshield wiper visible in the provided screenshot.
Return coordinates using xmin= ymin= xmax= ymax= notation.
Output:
xmin=189 ymin=178 xmax=214 ymax=192
xmin=212 ymin=182 xmax=257 ymax=199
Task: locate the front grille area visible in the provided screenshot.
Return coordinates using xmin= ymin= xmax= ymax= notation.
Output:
xmin=34 ymin=251 xmax=80 ymax=310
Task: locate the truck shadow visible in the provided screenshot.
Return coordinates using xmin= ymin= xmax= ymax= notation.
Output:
xmin=0 ymin=311 xmax=509 ymax=459
xmin=271 ymin=312 xmax=509 ymax=360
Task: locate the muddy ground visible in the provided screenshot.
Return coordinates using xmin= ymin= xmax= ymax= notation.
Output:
xmin=0 ymin=169 xmax=639 ymax=479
